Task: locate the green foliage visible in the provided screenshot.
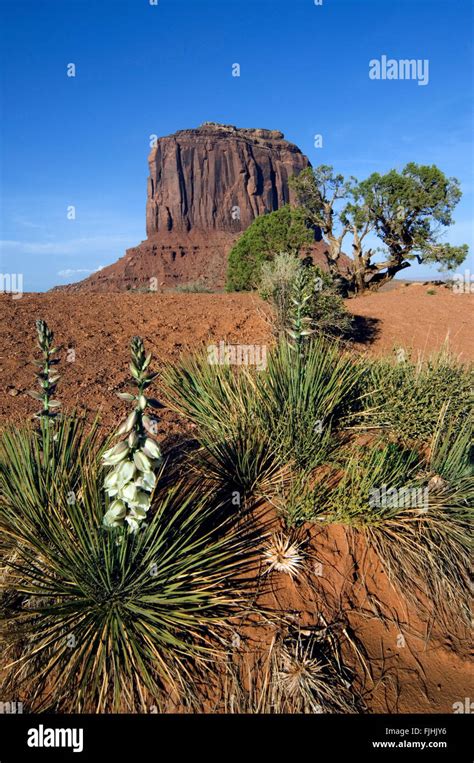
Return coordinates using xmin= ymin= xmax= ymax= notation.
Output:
xmin=260 ymin=256 xmax=353 ymax=342
xmin=366 ymin=454 xmax=472 ymax=628
xmin=259 ymin=252 xmax=300 ymax=336
xmin=305 ymin=442 xmax=421 ymax=526
xmin=360 ymin=349 xmax=473 ymax=443
xmin=0 ymin=436 xmax=254 ymax=711
xmin=289 ymin=165 xmax=353 ymax=232
xmin=174 ymin=281 xmax=213 ymax=293
xmin=358 ymin=163 xmax=468 ymax=270
xmin=285 ymin=264 xmax=316 ymax=352
xmin=290 ymin=436 xmax=472 ymax=626
xmin=290 ymin=162 xmax=468 ymax=291
xmin=161 ymin=339 xmax=365 ymax=493
xmin=256 ymin=340 xmax=362 ymax=471
xmin=0 ymin=416 xmax=102 ymax=559
xmin=429 ymin=415 xmax=473 ymax=484
xmin=226 ymin=206 xmax=313 ymax=291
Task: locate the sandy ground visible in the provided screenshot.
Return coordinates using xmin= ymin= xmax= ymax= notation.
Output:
xmin=0 ymin=286 xmax=472 ymax=426
xmin=0 ymin=286 xmax=472 ymax=713
xmin=349 ymin=283 xmax=473 ymax=360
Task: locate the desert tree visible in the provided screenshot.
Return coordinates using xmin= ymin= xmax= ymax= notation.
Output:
xmin=289 ymin=165 xmax=354 ymax=279
xmin=291 ymin=163 xmax=468 ymax=293
xmin=339 ymin=188 xmax=376 ymax=294
xmin=356 ymin=163 xmax=468 ymax=289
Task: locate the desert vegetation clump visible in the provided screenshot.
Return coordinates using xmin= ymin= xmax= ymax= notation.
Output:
xmin=0 ymin=303 xmax=472 ymax=713
xmin=221 ymin=625 xmax=364 ymax=714
xmin=262 ymin=255 xmax=352 ymax=342
xmin=226 ymin=162 xmax=469 ymax=295
xmin=174 ymin=281 xmax=214 ymax=293
xmin=0 ymin=323 xmax=258 ymax=712
xmin=162 ymin=290 xmax=472 ymax=631
xmin=226 ymin=205 xmax=312 ymax=292
xmin=359 ymin=347 xmax=473 ymax=443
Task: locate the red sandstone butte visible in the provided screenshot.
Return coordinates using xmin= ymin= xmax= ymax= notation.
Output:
xmin=56 ymin=123 xmax=337 ymax=292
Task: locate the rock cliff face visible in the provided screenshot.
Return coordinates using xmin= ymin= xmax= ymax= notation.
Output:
xmin=57 ymin=124 xmax=338 ymax=292
xmin=145 ymin=123 xmax=310 ymax=236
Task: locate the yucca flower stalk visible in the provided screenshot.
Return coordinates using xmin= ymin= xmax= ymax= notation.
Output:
xmin=27 ymin=319 xmax=61 ymax=421
xmin=103 ymin=337 xmax=162 ymax=533
xmin=286 ymin=264 xmax=314 ymax=356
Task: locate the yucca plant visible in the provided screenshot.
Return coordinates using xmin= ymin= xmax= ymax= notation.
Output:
xmin=161 ymin=352 xmax=256 ymax=439
xmin=274 ymin=629 xmax=360 ymax=714
xmin=1 ymin=326 xmax=261 ymax=712
xmin=27 ymin=319 xmax=61 ymax=422
xmin=1 ymin=318 xmax=103 ymax=559
xmin=368 ymin=414 xmax=473 ymax=627
xmin=220 ymin=625 xmax=363 ymax=714
xmin=285 ymin=264 xmax=315 ymax=355
xmin=255 ymin=339 xmax=364 ymax=470
xmin=102 ymin=337 xmax=162 ymax=533
xmin=428 ymin=408 xmax=473 ymax=484
xmin=194 ymin=421 xmax=284 ymax=497
xmin=366 ymin=489 xmax=471 ymax=629
xmin=304 ymin=438 xmax=472 ymax=628
xmin=262 ymin=532 xmax=305 ymax=579
xmin=0 ymin=466 xmax=257 ymax=712
xmin=0 ymin=416 xmax=102 ymax=558
xmin=162 ymin=339 xmax=365 ymax=489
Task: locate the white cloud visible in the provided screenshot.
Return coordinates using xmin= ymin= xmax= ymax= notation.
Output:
xmin=0 ymin=236 xmax=132 ymax=256
xmin=57 ymin=266 xmax=104 ymax=278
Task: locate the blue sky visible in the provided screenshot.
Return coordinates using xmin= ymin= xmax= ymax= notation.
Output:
xmin=0 ymin=0 xmax=472 ymax=291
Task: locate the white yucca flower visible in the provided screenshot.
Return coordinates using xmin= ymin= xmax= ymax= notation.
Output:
xmin=102 ymin=337 xmax=162 ymax=533
xmin=263 ymin=533 xmax=305 ymax=578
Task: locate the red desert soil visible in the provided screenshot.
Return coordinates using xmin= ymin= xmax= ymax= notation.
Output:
xmin=0 ymin=286 xmax=472 ymax=426
xmin=0 ymin=286 xmax=472 ymax=714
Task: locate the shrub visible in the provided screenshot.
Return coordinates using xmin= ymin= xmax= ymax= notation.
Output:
xmin=306 ymin=441 xmax=422 ymax=526
xmin=175 ymin=281 xmax=213 ymax=293
xmin=359 ymin=348 xmax=473 ymax=443
xmin=226 ymin=206 xmax=313 ymax=291
xmin=260 ymin=257 xmax=353 ymax=341
xmin=259 ymin=252 xmax=300 ymax=336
